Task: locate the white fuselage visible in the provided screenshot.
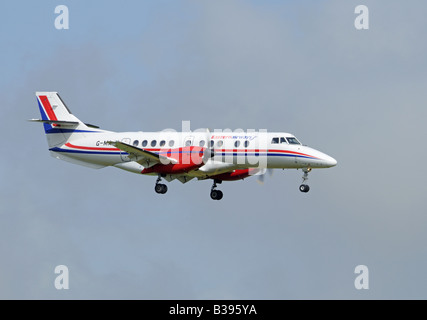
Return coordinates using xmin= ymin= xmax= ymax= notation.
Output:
xmin=49 ymin=130 xmax=337 ymax=178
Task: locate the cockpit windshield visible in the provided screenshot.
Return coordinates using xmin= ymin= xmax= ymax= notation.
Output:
xmin=286 ymin=137 xmax=301 ymax=145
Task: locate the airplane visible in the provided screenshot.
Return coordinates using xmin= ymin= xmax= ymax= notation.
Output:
xmin=29 ymin=92 xmax=337 ymax=200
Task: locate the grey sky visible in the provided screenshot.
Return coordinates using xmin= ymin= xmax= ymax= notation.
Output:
xmin=1 ymin=0 xmax=427 ymax=299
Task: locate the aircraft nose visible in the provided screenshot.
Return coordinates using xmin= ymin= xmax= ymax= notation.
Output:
xmin=324 ymin=155 xmax=337 ymax=167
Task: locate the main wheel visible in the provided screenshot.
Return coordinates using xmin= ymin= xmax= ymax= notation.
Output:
xmin=216 ymin=190 xmax=223 ymax=200
xmin=299 ymin=184 xmax=310 ymax=193
xmin=155 ymin=184 xmax=164 ymax=194
xmin=210 ymin=190 xmax=218 ymax=200
xmin=160 ymin=184 xmax=168 ymax=194
xmin=210 ymin=190 xmax=222 ymax=200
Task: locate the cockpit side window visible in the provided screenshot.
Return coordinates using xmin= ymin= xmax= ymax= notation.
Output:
xmin=271 ymin=137 xmax=279 ymax=144
xmin=286 ymin=137 xmax=301 ymax=145
xmin=280 ymin=137 xmax=287 ymax=144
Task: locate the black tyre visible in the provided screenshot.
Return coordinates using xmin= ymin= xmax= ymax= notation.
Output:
xmin=155 ymin=184 xmax=163 ymax=194
xmin=160 ymin=184 xmax=168 ymax=194
xmin=216 ymin=190 xmax=223 ymax=200
xmin=299 ymin=184 xmax=310 ymax=193
xmin=210 ymin=190 xmax=219 ymax=200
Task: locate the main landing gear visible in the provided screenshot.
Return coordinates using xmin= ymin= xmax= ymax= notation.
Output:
xmin=210 ymin=179 xmax=223 ymax=200
xmin=299 ymin=168 xmax=311 ymax=193
xmin=154 ymin=175 xmax=168 ymax=194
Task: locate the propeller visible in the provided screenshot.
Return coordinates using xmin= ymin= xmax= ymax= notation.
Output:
xmin=255 ymin=168 xmax=273 ymax=185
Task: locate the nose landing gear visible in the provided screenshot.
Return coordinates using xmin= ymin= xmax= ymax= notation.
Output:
xmin=210 ymin=179 xmax=223 ymax=200
xmin=299 ymin=168 xmax=311 ymax=193
xmin=154 ymin=175 xmax=168 ymax=194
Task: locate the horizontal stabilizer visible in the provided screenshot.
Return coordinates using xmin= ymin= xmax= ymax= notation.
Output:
xmin=28 ymin=119 xmax=79 ymax=128
xmin=85 ymin=123 xmax=100 ymax=129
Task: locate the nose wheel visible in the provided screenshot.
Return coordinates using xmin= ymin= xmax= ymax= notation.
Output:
xmin=299 ymin=184 xmax=310 ymax=193
xmin=154 ymin=175 xmax=168 ymax=194
xmin=210 ymin=179 xmax=223 ymax=200
xmin=299 ymin=168 xmax=311 ymax=193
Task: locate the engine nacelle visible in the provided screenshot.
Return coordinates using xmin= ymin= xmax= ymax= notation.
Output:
xmin=141 ymin=146 xmax=206 ymax=174
xmin=210 ymin=168 xmax=252 ymax=181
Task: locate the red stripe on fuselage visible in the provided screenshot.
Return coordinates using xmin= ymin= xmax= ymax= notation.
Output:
xmin=207 ymin=148 xmax=318 ymax=159
xmin=65 ymin=143 xmax=119 ymax=151
xmin=268 ymin=149 xmax=319 ymax=159
xmin=62 ymin=144 xmax=318 ymax=160
xmin=39 ymin=95 xmax=58 ymax=121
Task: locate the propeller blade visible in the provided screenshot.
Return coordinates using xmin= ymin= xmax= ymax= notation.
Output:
xmin=255 ymin=168 xmax=273 ymax=185
xmin=256 ymin=174 xmax=265 ymax=185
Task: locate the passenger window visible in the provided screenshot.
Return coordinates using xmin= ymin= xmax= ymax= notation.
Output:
xmin=160 ymin=140 xmax=166 ymax=147
xmin=234 ymin=140 xmax=240 ymax=148
xmin=185 ymin=140 xmax=192 ymax=147
xmin=217 ymin=140 xmax=223 ymax=148
xmin=169 ymin=140 xmax=174 ymax=147
xmin=271 ymin=137 xmax=279 ymax=144
xmin=151 ymin=140 xmax=157 ymax=147
xmin=199 ymin=140 xmax=206 ymax=147
xmin=142 ymin=140 xmax=148 ymax=147
xmin=210 ymin=140 xmax=214 ymax=148
xmin=280 ymin=137 xmax=287 ymax=144
xmin=244 ymin=140 xmax=250 ymax=148
xmin=133 ymin=140 xmax=139 ymax=147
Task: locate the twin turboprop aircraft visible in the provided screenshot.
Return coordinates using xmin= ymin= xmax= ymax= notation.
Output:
xmin=30 ymin=92 xmax=337 ymax=200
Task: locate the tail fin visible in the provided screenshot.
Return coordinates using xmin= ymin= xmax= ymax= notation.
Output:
xmin=30 ymin=92 xmax=103 ymax=148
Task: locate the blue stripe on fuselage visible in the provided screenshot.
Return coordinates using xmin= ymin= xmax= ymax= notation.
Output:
xmin=45 ymin=128 xmax=100 ymax=134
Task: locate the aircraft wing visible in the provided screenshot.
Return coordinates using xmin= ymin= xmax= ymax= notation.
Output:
xmin=107 ymin=141 xmax=177 ymax=167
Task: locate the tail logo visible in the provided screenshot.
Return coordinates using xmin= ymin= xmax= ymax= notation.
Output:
xmin=39 ymin=95 xmax=58 ymax=121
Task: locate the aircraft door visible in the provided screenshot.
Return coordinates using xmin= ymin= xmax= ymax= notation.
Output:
xmin=120 ymin=138 xmax=131 ymax=161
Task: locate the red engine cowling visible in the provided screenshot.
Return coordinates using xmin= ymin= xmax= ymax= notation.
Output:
xmin=210 ymin=168 xmax=252 ymax=181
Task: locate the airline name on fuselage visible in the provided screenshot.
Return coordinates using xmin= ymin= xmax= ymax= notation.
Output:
xmin=211 ymin=135 xmax=256 ymax=140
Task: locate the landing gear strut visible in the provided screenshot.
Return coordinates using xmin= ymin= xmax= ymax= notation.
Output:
xmin=154 ymin=175 xmax=168 ymax=194
xmin=210 ymin=179 xmax=223 ymax=200
xmin=299 ymin=168 xmax=311 ymax=193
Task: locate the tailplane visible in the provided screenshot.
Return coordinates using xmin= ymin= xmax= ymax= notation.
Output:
xmin=30 ymin=92 xmax=105 ymax=148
